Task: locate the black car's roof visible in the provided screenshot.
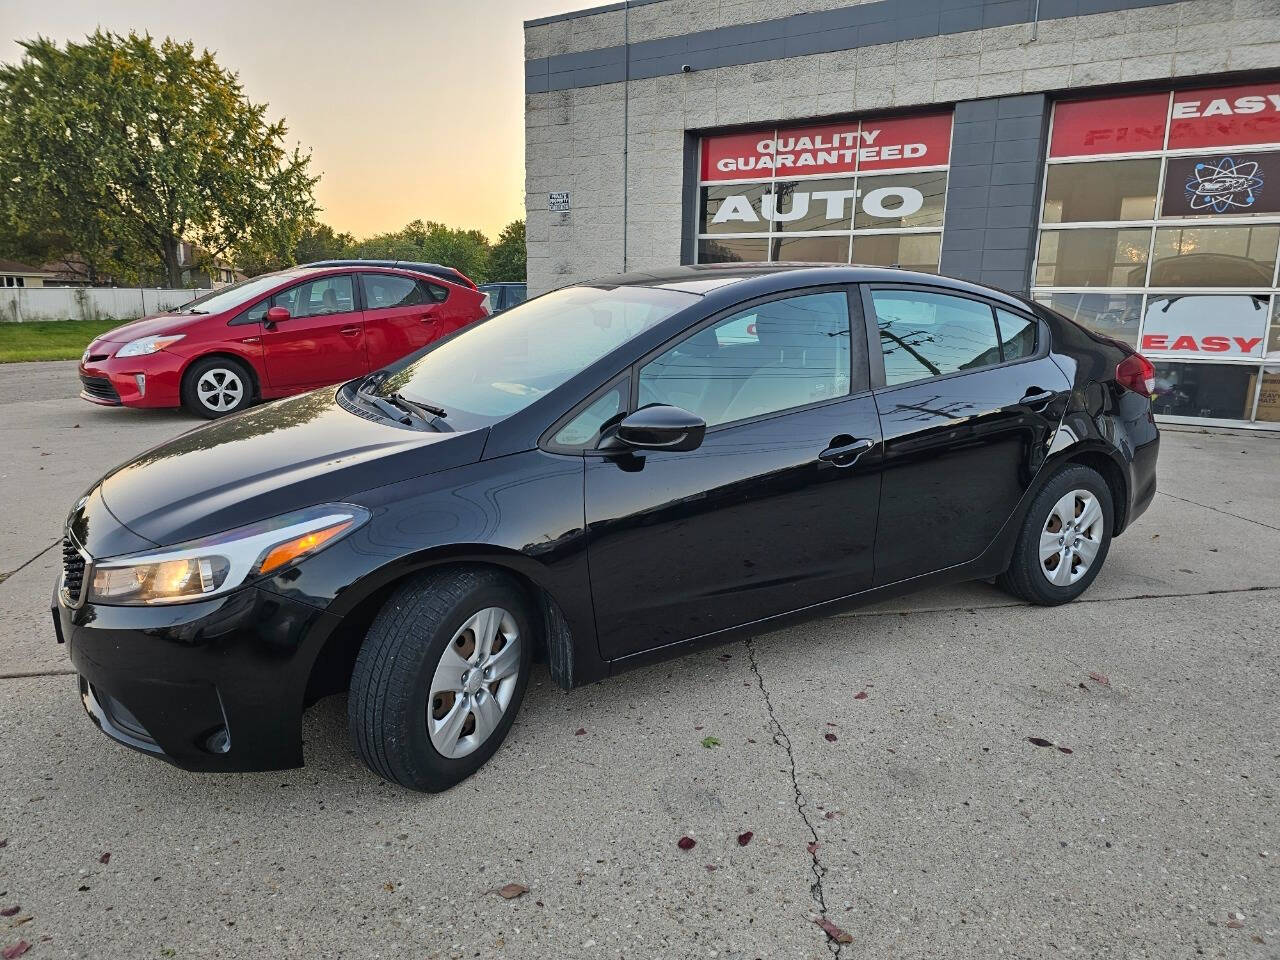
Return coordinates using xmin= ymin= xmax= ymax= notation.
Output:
xmin=587 ymin=262 xmax=1028 ymax=310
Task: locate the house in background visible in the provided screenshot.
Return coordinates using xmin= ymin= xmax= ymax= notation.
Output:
xmin=0 ymin=259 xmax=57 ymax=288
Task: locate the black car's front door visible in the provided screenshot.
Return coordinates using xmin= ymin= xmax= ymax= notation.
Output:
xmin=864 ymin=285 xmax=1071 ymax=585
xmin=581 ymin=288 xmax=883 ymax=661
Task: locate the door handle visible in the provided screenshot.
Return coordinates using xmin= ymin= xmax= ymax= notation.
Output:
xmin=1020 ymin=388 xmax=1056 ymax=410
xmin=340 ymin=325 xmax=361 ymax=337
xmin=818 ymin=436 xmax=875 ymax=467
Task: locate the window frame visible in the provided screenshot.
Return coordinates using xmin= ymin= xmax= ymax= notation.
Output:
xmin=861 ymin=283 xmax=1047 ymax=392
xmin=540 ymin=372 xmax=632 ymax=455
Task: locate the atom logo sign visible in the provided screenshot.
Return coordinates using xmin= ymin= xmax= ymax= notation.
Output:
xmin=1185 ymin=156 xmax=1264 ymax=212
xmin=1164 ymin=151 xmax=1280 ymax=216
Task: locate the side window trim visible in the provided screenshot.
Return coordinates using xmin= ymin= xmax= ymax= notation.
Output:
xmin=863 ymin=283 xmax=1046 ymax=392
xmin=628 ymin=284 xmax=868 ymax=434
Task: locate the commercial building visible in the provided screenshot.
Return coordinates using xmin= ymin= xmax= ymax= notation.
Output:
xmin=524 ymin=0 xmax=1280 ymax=428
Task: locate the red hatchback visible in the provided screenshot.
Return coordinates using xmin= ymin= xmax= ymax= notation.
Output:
xmin=79 ymin=266 xmax=488 ymax=417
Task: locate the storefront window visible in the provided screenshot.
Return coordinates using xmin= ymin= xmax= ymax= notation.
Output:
xmin=1253 ymin=366 xmax=1280 ymax=422
xmin=1035 ymin=228 xmax=1151 ymax=287
xmin=698 ymin=237 xmax=769 ymax=264
xmin=852 ymin=172 xmax=947 ymax=229
xmin=1034 ymin=293 xmax=1143 ymax=347
xmin=699 ymin=183 xmax=770 ymax=235
xmin=769 ymin=178 xmax=856 ymax=232
xmin=697 ymin=112 xmax=952 ymax=272
xmin=1152 ymin=361 xmax=1259 ymax=420
xmin=1041 ymin=159 xmax=1160 ymax=223
xmin=770 ymin=234 xmax=850 ymax=263
xmin=1150 ymin=225 xmax=1280 ymax=286
xmin=852 ymin=233 xmax=942 ymax=273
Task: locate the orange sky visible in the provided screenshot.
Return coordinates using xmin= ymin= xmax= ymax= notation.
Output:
xmin=1 ymin=0 xmax=589 ymax=241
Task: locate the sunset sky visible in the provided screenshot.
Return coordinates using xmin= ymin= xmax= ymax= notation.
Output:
xmin=0 ymin=0 xmax=588 ymax=241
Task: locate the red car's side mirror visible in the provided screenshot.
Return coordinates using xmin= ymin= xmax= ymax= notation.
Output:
xmin=265 ymin=305 xmax=291 ymax=323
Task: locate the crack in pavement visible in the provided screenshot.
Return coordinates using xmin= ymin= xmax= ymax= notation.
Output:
xmin=0 ymin=538 xmax=60 ymax=586
xmin=836 ymin=583 xmax=1278 ymax=619
xmin=1156 ymin=489 xmax=1280 ymax=532
xmin=0 ymin=668 xmax=75 ymax=681
xmin=747 ymin=637 xmax=844 ymax=958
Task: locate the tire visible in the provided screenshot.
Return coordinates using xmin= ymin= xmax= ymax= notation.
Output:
xmin=348 ymin=567 xmax=534 ymax=792
xmin=996 ymin=464 xmax=1114 ymax=606
xmin=181 ymin=356 xmax=254 ymax=418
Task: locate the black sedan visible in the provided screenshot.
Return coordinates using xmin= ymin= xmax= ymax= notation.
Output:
xmin=53 ymin=264 xmax=1159 ymax=791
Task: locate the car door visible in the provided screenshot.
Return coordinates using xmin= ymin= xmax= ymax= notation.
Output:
xmin=864 ymin=284 xmax=1071 ymax=585
xmin=580 ymin=287 xmax=884 ymax=660
xmin=360 ymin=273 xmax=443 ymax=370
xmin=259 ymin=273 xmax=368 ymax=390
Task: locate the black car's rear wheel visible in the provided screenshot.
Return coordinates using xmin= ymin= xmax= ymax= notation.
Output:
xmin=348 ymin=567 xmax=533 ymax=792
xmin=996 ymin=464 xmax=1114 ymax=606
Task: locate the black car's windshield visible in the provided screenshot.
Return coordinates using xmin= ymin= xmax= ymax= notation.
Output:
xmin=376 ymin=285 xmax=695 ymax=427
xmin=177 ymin=272 xmax=302 ymax=314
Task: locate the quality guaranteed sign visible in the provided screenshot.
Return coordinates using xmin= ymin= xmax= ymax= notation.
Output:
xmin=700 ymin=112 xmax=952 ymax=182
xmin=1163 ymin=151 xmax=1280 ymax=216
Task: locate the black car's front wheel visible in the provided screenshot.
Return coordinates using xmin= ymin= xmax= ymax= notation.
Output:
xmin=997 ymin=464 xmax=1114 ymax=606
xmin=349 ymin=567 xmax=533 ymax=792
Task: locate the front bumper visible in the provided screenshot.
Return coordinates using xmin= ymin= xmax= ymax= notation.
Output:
xmin=53 ymin=580 xmax=342 ymax=772
xmin=79 ymin=351 xmax=184 ymax=409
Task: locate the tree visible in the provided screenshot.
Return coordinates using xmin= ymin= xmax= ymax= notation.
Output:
xmin=0 ymin=31 xmax=317 ymax=287
xmin=488 ymin=220 xmax=526 ymax=282
xmin=347 ymin=219 xmax=492 ymax=284
xmin=235 ymin=220 xmax=354 ymax=277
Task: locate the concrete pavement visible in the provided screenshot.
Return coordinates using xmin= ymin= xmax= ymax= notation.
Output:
xmin=0 ymin=361 xmax=1276 ymax=959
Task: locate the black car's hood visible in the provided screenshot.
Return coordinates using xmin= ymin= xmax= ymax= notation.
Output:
xmin=97 ymin=388 xmax=488 ymax=549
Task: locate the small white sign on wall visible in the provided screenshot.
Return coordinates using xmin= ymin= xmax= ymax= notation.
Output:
xmin=549 ymin=191 xmax=571 ymax=212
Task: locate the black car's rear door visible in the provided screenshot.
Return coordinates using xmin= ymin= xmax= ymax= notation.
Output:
xmin=580 ymin=287 xmax=883 ymax=661
xmin=863 ymin=284 xmax=1070 ymax=585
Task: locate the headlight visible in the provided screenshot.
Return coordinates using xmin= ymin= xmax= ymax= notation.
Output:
xmin=87 ymin=504 xmax=370 ymax=605
xmin=115 ymin=334 xmax=185 ymax=358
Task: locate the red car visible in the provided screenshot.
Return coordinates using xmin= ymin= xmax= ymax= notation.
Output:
xmin=79 ymin=266 xmax=488 ymax=417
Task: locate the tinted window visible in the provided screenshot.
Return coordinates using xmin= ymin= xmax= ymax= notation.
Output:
xmin=1033 ymin=292 xmax=1142 ymax=347
xmin=996 ymin=308 xmax=1037 ymax=361
xmin=553 ymin=381 xmax=627 ymax=448
xmin=378 ymin=285 xmax=694 ymax=427
xmin=362 ymin=274 xmax=427 ymax=309
xmin=1035 ymin=228 xmax=1151 ymax=287
xmin=275 ymin=275 xmax=354 ymax=319
xmin=508 ymin=285 xmax=527 ymax=307
xmin=1151 ymin=225 xmax=1280 ymax=286
xmin=871 ymin=289 xmax=1002 ymax=386
xmin=422 ymin=281 xmax=449 ymax=303
xmin=698 ymin=237 xmax=769 ymax=264
xmin=638 ymin=291 xmax=852 ymax=428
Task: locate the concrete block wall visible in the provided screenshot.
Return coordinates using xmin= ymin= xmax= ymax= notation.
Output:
xmin=525 ymin=0 xmax=1280 ymax=294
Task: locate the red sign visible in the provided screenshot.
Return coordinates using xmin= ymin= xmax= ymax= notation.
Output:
xmin=700 ymin=112 xmax=951 ymax=182
xmin=1169 ymin=83 xmax=1280 ymax=149
xmin=1050 ymin=93 xmax=1168 ymax=157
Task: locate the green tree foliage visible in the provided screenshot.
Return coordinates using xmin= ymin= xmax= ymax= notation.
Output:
xmin=487 ymin=220 xmax=526 ymax=282
xmin=235 ymin=220 xmax=355 ymax=277
xmin=347 ymin=219 xmax=492 ymax=284
xmin=0 ymin=31 xmax=317 ymax=287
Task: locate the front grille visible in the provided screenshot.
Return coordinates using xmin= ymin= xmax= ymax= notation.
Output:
xmin=79 ymin=373 xmax=120 ymax=404
xmin=62 ymin=536 xmax=88 ymax=607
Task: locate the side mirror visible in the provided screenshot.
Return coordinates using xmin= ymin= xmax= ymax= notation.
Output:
xmin=265 ymin=305 xmax=291 ymax=323
xmin=604 ymin=404 xmax=706 ymax=453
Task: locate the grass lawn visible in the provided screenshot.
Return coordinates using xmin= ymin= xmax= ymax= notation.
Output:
xmin=0 ymin=319 xmax=125 ymax=362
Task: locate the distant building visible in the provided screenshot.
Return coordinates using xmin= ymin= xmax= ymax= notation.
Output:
xmin=0 ymin=259 xmax=57 ymax=288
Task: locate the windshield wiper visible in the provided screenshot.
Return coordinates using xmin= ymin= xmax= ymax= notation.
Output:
xmin=353 ymin=376 xmax=447 ymax=430
xmin=389 ymin=392 xmax=447 ymax=418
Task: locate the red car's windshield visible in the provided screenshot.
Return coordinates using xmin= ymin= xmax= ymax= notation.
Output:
xmin=177 ymin=272 xmax=304 ymax=315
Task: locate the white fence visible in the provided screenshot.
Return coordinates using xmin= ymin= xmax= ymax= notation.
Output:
xmin=0 ymin=286 xmax=206 ymax=323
